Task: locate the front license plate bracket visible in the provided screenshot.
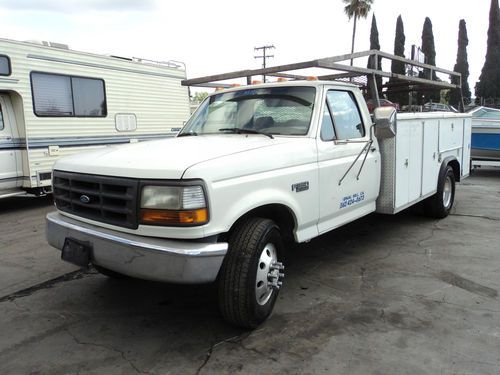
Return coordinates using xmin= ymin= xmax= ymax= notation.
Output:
xmin=62 ymin=238 xmax=91 ymax=268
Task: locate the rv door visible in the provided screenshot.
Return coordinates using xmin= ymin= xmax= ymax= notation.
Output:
xmin=0 ymin=94 xmax=22 ymax=197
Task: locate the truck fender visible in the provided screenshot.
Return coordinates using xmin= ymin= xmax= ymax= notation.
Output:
xmin=225 ymin=194 xmax=299 ymax=232
xmin=213 ymin=187 xmax=307 ymax=241
xmin=439 ymin=156 xmax=460 ymax=183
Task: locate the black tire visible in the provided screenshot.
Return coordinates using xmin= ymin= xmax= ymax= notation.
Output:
xmin=94 ymin=264 xmax=129 ymax=279
xmin=423 ymin=165 xmax=456 ymax=218
xmin=218 ymin=217 xmax=284 ymax=329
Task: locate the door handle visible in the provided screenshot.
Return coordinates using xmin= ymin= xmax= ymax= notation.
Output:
xmin=371 ymin=147 xmax=377 ymax=152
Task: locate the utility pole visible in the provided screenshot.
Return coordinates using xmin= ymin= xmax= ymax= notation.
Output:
xmin=254 ymin=45 xmax=275 ymax=83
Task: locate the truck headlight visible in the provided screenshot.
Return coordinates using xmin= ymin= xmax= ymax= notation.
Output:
xmin=140 ymin=185 xmax=208 ymax=225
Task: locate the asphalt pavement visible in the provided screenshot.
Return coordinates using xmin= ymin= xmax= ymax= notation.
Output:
xmin=0 ymin=169 xmax=499 ymax=375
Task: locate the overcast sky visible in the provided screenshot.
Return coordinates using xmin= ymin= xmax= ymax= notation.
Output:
xmin=0 ymin=0 xmax=492 ymax=95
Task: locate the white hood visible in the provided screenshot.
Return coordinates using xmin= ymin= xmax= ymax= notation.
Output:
xmin=54 ymin=135 xmax=290 ymax=179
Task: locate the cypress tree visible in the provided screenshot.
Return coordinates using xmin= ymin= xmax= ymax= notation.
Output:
xmin=450 ymin=20 xmax=471 ymax=109
xmin=367 ymin=14 xmax=382 ymax=96
xmin=419 ymin=17 xmax=440 ymax=103
xmin=386 ymin=15 xmax=407 ymax=106
xmin=475 ymin=0 xmax=500 ymax=104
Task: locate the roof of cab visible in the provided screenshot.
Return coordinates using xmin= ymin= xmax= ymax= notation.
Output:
xmin=208 ymin=79 xmax=357 ymax=96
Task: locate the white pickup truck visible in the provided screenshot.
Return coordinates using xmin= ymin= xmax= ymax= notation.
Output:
xmin=46 ymin=79 xmax=471 ymax=328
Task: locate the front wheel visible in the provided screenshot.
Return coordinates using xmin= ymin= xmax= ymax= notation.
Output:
xmin=218 ymin=218 xmax=285 ymax=329
xmin=423 ymin=165 xmax=456 ymax=218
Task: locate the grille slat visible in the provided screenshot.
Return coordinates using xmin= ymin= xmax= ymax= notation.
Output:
xmin=101 ymin=205 xmax=132 ymax=215
xmin=65 ymin=186 xmax=101 ymax=196
xmin=70 ymin=200 xmax=102 ymax=211
xmin=101 ymin=192 xmax=134 ymax=200
xmin=53 ymin=170 xmax=139 ymax=229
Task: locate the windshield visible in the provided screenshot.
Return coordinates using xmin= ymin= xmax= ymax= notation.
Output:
xmin=180 ymin=86 xmax=316 ymax=136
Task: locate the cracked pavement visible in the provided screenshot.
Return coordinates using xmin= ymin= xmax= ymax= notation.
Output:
xmin=1 ymin=169 xmax=500 ymax=374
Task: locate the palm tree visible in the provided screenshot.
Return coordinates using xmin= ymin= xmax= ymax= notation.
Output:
xmin=343 ymin=0 xmax=374 ymax=65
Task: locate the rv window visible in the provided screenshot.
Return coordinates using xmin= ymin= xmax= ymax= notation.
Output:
xmin=72 ymin=77 xmax=106 ymax=116
xmin=32 ymin=73 xmax=74 ymax=116
xmin=31 ymin=72 xmax=107 ymax=117
xmin=0 ymin=56 xmax=10 ymax=76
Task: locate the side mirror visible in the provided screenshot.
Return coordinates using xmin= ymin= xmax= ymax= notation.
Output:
xmin=373 ymin=107 xmax=397 ymax=139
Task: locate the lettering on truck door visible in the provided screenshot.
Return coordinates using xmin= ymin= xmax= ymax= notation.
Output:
xmin=0 ymin=95 xmax=21 ymax=194
xmin=316 ymin=89 xmax=380 ymax=233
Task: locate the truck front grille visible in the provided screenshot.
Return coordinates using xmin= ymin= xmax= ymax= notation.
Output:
xmin=53 ymin=170 xmax=139 ymax=229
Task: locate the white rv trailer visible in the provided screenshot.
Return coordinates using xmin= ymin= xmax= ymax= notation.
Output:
xmin=0 ymin=38 xmax=190 ymax=199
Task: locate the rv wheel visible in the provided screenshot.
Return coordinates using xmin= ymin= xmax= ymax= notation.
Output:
xmin=218 ymin=218 xmax=285 ymax=329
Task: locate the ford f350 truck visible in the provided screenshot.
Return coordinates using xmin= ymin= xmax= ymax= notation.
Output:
xmin=46 ymin=51 xmax=471 ymax=328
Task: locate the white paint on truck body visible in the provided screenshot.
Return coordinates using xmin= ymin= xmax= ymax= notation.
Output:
xmin=46 ymin=81 xmax=471 ymax=289
xmin=53 ymin=81 xmax=471 ymax=241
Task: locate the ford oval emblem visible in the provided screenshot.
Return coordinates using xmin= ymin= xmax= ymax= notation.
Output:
xmin=80 ymin=195 xmax=91 ymax=204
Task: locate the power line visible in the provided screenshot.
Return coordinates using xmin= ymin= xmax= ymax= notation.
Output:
xmin=254 ymin=45 xmax=275 ymax=82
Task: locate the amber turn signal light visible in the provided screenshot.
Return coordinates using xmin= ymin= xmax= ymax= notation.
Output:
xmin=140 ymin=208 xmax=208 ymax=226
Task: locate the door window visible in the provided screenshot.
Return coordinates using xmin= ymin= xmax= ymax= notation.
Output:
xmin=320 ymin=105 xmax=336 ymax=141
xmin=326 ymin=90 xmax=364 ymax=139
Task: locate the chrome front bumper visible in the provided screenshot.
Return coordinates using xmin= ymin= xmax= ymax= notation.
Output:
xmin=46 ymin=212 xmax=228 ymax=284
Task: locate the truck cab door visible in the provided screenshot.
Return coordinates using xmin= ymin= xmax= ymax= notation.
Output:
xmin=316 ymin=89 xmax=380 ymax=234
xmin=0 ymin=94 xmax=21 ymax=195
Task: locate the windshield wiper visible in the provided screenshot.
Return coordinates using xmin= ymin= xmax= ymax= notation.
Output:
xmin=218 ymin=128 xmax=274 ymax=139
xmin=177 ymin=131 xmax=198 ymax=137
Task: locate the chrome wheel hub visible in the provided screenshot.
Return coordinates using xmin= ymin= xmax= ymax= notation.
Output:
xmin=443 ymin=176 xmax=452 ymax=208
xmin=255 ymin=243 xmax=284 ymax=306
